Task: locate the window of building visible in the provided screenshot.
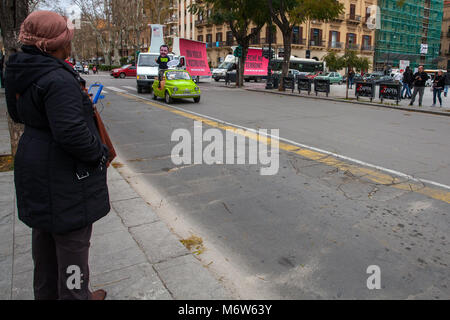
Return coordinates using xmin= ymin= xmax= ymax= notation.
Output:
xmin=216 ymin=32 xmax=223 ymax=43
xmin=265 ymin=25 xmax=277 ymax=43
xmin=347 ymin=33 xmax=356 ymax=44
xmin=310 ymin=28 xmax=322 ymax=46
xmin=362 ymin=35 xmax=371 ymax=49
xmin=206 ymin=33 xmax=212 ymax=43
xmin=198 ymin=35 xmax=203 ymax=42
xmin=350 ymin=4 xmax=356 ymax=19
xmin=329 ymin=30 xmax=340 ymax=48
xmin=251 ymin=28 xmax=260 ymax=44
xmin=365 ymin=7 xmax=371 ymax=22
xmin=226 ymin=31 xmax=234 ymax=46
xmin=292 ymin=26 xmax=303 ymax=44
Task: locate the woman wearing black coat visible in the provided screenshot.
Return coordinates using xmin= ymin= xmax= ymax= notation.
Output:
xmin=5 ymin=11 xmax=109 ymax=300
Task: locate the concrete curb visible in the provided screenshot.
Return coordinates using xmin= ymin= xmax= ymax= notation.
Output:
xmin=245 ymin=88 xmax=450 ymax=117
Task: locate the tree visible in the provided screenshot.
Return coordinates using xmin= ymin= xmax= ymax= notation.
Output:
xmin=0 ymin=0 xmax=31 ymax=156
xmin=323 ymin=49 xmax=371 ymax=99
xmin=267 ymin=0 xmax=343 ymax=91
xmin=321 ymin=51 xmax=344 ymax=72
xmin=190 ymin=0 xmax=270 ymax=87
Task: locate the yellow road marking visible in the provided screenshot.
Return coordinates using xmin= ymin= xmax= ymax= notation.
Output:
xmin=117 ymin=92 xmax=450 ymax=205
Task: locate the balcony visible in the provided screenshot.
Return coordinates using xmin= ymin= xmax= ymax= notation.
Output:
xmin=292 ymin=38 xmax=306 ymax=46
xmin=361 ymin=45 xmax=374 ymax=51
xmin=195 ymin=20 xmax=211 ymax=27
xmin=346 ymin=14 xmax=361 ymax=24
xmin=328 ymin=42 xmax=344 ymax=49
xmin=225 ymin=40 xmax=238 ymax=47
xmin=205 ymin=41 xmax=230 ymax=48
xmin=309 ymin=40 xmax=326 ymax=47
xmin=166 ymin=17 xmax=178 ymax=25
xmin=261 ymin=38 xmax=277 ymax=44
xmin=346 ymin=43 xmax=360 ymax=50
xmin=332 ymin=13 xmax=345 ymax=22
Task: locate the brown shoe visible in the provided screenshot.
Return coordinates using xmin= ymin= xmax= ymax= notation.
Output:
xmin=90 ymin=289 xmax=107 ymax=300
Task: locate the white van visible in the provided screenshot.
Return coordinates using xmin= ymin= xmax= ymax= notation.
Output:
xmin=212 ymin=55 xmax=237 ymax=81
xmin=136 ymin=52 xmax=175 ymax=93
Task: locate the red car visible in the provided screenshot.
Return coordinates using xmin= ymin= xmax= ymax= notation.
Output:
xmin=306 ymin=71 xmax=323 ymax=79
xmin=111 ymin=64 xmax=137 ymax=78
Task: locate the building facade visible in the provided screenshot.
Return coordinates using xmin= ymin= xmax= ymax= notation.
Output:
xmin=178 ymin=0 xmax=197 ymax=40
xmin=438 ymin=0 xmax=450 ymax=70
xmin=174 ymin=0 xmax=376 ymax=71
xmin=374 ymin=0 xmax=444 ymax=71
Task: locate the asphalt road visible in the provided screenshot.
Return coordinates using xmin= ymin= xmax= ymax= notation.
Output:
xmin=84 ymin=72 xmax=450 ymax=299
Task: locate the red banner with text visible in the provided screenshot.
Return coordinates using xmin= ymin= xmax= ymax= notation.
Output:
xmin=179 ymin=39 xmax=212 ymax=76
xmin=244 ymin=48 xmax=268 ymax=76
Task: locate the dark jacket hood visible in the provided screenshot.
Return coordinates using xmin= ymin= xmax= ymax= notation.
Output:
xmin=5 ymin=45 xmax=76 ymax=95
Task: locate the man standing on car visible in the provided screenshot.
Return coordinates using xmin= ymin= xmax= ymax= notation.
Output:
xmin=156 ymin=44 xmax=171 ymax=89
xmin=409 ymin=65 xmax=429 ymax=107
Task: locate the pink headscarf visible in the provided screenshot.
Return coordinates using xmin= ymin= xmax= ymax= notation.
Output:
xmin=19 ymin=11 xmax=74 ymax=53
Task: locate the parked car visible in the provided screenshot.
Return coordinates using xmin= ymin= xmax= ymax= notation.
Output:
xmin=306 ymin=71 xmax=323 ymax=79
xmin=111 ymin=64 xmax=137 ymax=78
xmin=363 ymin=72 xmax=384 ymax=82
xmin=315 ymin=72 xmax=343 ymax=84
xmin=152 ymin=70 xmax=201 ymax=104
xmin=74 ymin=61 xmax=83 ymax=73
xmin=374 ymin=75 xmax=394 ymax=84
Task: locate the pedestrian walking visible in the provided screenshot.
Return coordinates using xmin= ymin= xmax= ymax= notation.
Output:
xmin=348 ymin=68 xmax=355 ymax=89
xmin=444 ymin=71 xmax=450 ymax=97
xmin=431 ymin=70 xmax=445 ymax=107
xmin=401 ymin=66 xmax=413 ymax=99
xmin=409 ymin=65 xmax=429 ymax=107
xmin=4 ymin=11 xmax=110 ymax=300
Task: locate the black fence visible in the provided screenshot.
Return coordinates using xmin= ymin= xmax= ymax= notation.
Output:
xmin=297 ymin=77 xmax=312 ymax=95
xmin=355 ymin=81 xmax=375 ymax=102
xmin=379 ymin=82 xmax=402 ymax=105
xmin=313 ymin=78 xmax=330 ymax=97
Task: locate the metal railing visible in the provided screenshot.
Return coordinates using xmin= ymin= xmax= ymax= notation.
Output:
xmin=292 ymin=38 xmax=306 ymax=45
xmin=346 ymin=43 xmax=360 ymax=50
xmin=361 ymin=45 xmax=374 ymax=51
xmin=309 ymin=40 xmax=326 ymax=47
xmin=332 ymin=13 xmax=345 ymax=21
xmin=195 ymin=20 xmax=211 ymax=27
xmin=328 ymin=42 xmax=344 ymax=49
xmin=346 ymin=14 xmax=361 ymax=23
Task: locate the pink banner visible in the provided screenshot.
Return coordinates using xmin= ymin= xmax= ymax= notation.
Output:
xmin=179 ymin=39 xmax=212 ymax=76
xmin=244 ymin=48 xmax=268 ymax=76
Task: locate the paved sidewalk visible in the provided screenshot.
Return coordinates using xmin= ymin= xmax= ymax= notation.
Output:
xmin=0 ymin=91 xmax=230 ymax=300
xmin=242 ymin=82 xmax=450 ymax=117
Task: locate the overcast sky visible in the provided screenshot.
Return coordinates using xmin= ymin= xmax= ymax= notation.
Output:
xmin=38 ymin=0 xmax=81 ymax=19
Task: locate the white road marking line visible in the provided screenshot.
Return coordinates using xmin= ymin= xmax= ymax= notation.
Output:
xmin=119 ymin=91 xmax=450 ymax=192
xmin=105 ymin=86 xmax=127 ymax=93
xmin=122 ymin=86 xmax=137 ymax=91
xmin=102 ymin=90 xmax=109 ymax=94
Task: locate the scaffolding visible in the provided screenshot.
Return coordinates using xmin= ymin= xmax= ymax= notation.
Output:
xmin=374 ymin=0 xmax=444 ymax=70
